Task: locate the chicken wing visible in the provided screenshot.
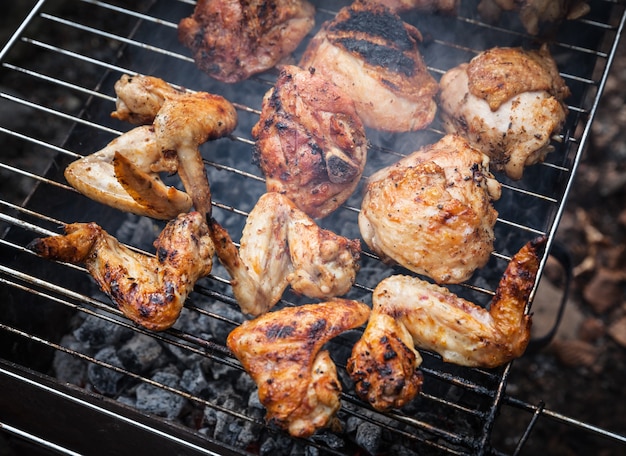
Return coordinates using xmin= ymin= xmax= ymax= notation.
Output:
xmin=178 ymin=0 xmax=315 ymax=83
xmin=210 ymin=192 xmax=361 ymax=316
xmin=299 ymin=0 xmax=439 ymax=132
xmin=29 ymin=212 xmax=215 ymax=331
xmin=365 ymin=0 xmax=458 ymax=14
xmin=439 ymin=46 xmax=570 ymax=180
xmin=110 ymin=74 xmax=186 ymax=124
xmin=347 ymin=237 xmax=545 ymax=411
xmin=359 ymin=134 xmax=501 ymax=284
xmin=252 ymin=65 xmax=367 ymax=219
xmin=227 ymin=299 xmax=370 ymax=437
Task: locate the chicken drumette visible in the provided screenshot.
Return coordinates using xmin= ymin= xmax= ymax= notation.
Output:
xmin=347 ymin=237 xmax=545 ymax=411
xmin=439 ymin=45 xmax=570 ymax=180
xmin=29 ymin=212 xmax=215 ymax=331
xmin=252 ymin=65 xmax=367 ymax=219
xmin=210 ymin=192 xmax=361 ymax=316
xmin=227 ymin=299 xmax=370 ymax=437
xmin=178 ymin=0 xmax=315 ymax=83
xmin=359 ymin=134 xmax=501 ymax=284
xmin=299 ymin=0 xmax=439 ymax=132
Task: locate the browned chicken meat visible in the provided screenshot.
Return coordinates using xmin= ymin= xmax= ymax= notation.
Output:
xmin=110 ymin=74 xmax=186 ymax=124
xmin=439 ymin=46 xmax=570 ymax=180
xmin=227 ymin=299 xmax=370 ymax=437
xmin=210 ymin=192 xmax=361 ymax=316
xmin=67 ymin=81 xmax=238 ymax=220
xmin=299 ymin=0 xmax=439 ymax=132
xmin=359 ymin=134 xmax=501 ymax=284
xmin=477 ymin=0 xmax=590 ymax=35
xmin=365 ymin=0 xmax=458 ymax=14
xmin=347 ymin=237 xmax=545 ymax=411
xmin=29 ymin=212 xmax=215 ymax=331
xmin=252 ymin=65 xmax=367 ymax=219
xmin=178 ymin=0 xmax=315 ymax=83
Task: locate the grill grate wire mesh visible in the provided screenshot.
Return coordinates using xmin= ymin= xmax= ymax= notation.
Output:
xmin=1 ymin=0 xmax=625 ymax=454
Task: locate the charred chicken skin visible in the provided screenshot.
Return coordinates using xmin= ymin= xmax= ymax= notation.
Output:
xmin=178 ymin=0 xmax=315 ymax=83
xmin=359 ymin=134 xmax=501 ymax=284
xmin=210 ymin=192 xmax=361 ymax=316
xmin=299 ymin=0 xmax=439 ymax=132
xmin=252 ymin=65 xmax=367 ymax=219
xmin=365 ymin=0 xmax=459 ymax=14
xmin=347 ymin=237 xmax=545 ymax=411
xmin=29 ymin=212 xmax=215 ymax=331
xmin=227 ymin=299 xmax=370 ymax=437
xmin=439 ymin=46 xmax=570 ymax=180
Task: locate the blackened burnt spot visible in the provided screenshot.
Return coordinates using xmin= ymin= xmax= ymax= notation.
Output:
xmin=266 ymin=323 xmax=296 ymax=339
xmin=330 ymin=8 xmax=414 ymax=51
xmin=309 ymin=318 xmax=328 ymax=341
xmin=336 ymin=38 xmax=415 ymax=77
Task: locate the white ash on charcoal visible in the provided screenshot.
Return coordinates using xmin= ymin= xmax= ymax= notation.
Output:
xmin=135 ymin=368 xmax=187 ymax=419
xmin=52 ymin=334 xmax=88 ymax=385
xmin=87 ymin=346 xmax=128 ymax=396
xmin=73 ymin=314 xmax=133 ymax=350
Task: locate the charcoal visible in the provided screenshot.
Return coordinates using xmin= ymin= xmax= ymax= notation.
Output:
xmin=389 ymin=444 xmax=420 ymax=456
xmin=73 ymin=315 xmax=131 ymax=349
xmin=355 ymin=421 xmax=382 ymax=455
xmin=88 ymin=346 xmax=126 ymax=395
xmin=180 ymin=364 xmax=209 ymax=396
xmin=117 ymin=333 xmax=164 ymax=373
xmin=259 ymin=435 xmax=294 ymax=456
xmin=236 ymin=421 xmax=262 ymax=449
xmin=135 ymin=370 xmax=186 ymax=419
xmin=52 ymin=334 xmax=87 ymax=385
xmin=313 ymin=431 xmax=345 ymax=450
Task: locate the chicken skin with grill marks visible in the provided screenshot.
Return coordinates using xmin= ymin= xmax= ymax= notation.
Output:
xmin=347 ymin=237 xmax=545 ymax=411
xmin=359 ymin=134 xmax=501 ymax=284
xmin=299 ymin=0 xmax=439 ymax=132
xmin=210 ymin=192 xmax=361 ymax=316
xmin=178 ymin=0 xmax=315 ymax=83
xmin=439 ymin=45 xmax=570 ymax=180
xmin=252 ymin=65 xmax=367 ymax=219
xmin=227 ymin=299 xmax=370 ymax=437
xmin=29 ymin=212 xmax=215 ymax=331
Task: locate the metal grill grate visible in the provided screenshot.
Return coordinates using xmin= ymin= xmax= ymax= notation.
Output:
xmin=1 ymin=0 xmax=625 ymax=455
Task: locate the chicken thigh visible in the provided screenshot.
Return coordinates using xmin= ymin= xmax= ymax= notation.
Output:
xmin=227 ymin=299 xmax=370 ymax=437
xmin=178 ymin=0 xmax=315 ymax=83
xmin=359 ymin=134 xmax=501 ymax=284
xmin=29 ymin=212 xmax=215 ymax=331
xmin=210 ymin=192 xmax=361 ymax=316
xmin=347 ymin=236 xmax=545 ymax=411
xmin=439 ymin=46 xmax=570 ymax=180
xmin=299 ymin=0 xmax=439 ymax=132
xmin=252 ymin=65 xmax=367 ymax=219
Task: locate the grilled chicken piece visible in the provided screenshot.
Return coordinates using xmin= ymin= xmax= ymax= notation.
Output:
xmin=178 ymin=0 xmax=315 ymax=83
xmin=29 ymin=212 xmax=215 ymax=331
xmin=439 ymin=46 xmax=570 ymax=180
xmin=67 ymin=89 xmax=237 ymax=220
xmin=477 ymin=0 xmax=590 ymax=35
xmin=153 ymin=91 xmax=238 ymax=218
xmin=252 ymin=65 xmax=367 ymax=219
xmin=366 ymin=0 xmax=458 ymax=14
xmin=210 ymin=192 xmax=361 ymax=316
xmin=359 ymin=134 xmax=501 ymax=284
xmin=111 ymin=74 xmax=185 ymax=124
xmin=347 ymin=237 xmax=545 ymax=411
xmin=299 ymin=0 xmax=439 ymax=132
xmin=227 ymin=299 xmax=370 ymax=437
xmin=65 ymin=126 xmax=193 ymax=220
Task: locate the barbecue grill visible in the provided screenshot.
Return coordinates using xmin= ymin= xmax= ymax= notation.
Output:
xmin=1 ymin=0 xmax=625 ymax=454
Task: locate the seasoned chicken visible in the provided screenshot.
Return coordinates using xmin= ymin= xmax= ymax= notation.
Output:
xmin=67 ymin=88 xmax=237 ymax=220
xmin=210 ymin=192 xmax=361 ymax=316
xmin=359 ymin=134 xmax=501 ymax=284
xmin=365 ymin=0 xmax=458 ymax=14
xmin=477 ymin=0 xmax=590 ymax=35
xmin=111 ymin=74 xmax=185 ymax=124
xmin=227 ymin=299 xmax=370 ymax=437
xmin=439 ymin=46 xmax=570 ymax=180
xmin=178 ymin=0 xmax=315 ymax=83
xmin=64 ymin=126 xmax=193 ymax=220
xmin=299 ymin=0 xmax=439 ymax=132
xmin=347 ymin=237 xmax=545 ymax=411
xmin=29 ymin=212 xmax=215 ymax=331
xmin=252 ymin=65 xmax=367 ymax=219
